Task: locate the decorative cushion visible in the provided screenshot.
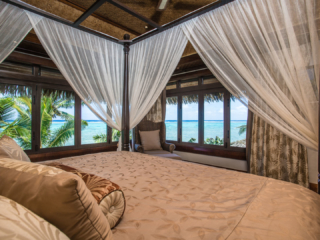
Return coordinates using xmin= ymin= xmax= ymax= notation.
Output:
xmin=139 ymin=130 xmax=162 ymax=151
xmin=0 ymin=195 xmax=69 ymax=240
xmin=144 ymin=150 xmax=182 ymax=160
xmin=46 ymin=163 xmax=126 ymax=229
xmin=0 ymin=135 xmax=30 ymax=162
xmin=0 ymin=158 xmax=113 ymax=240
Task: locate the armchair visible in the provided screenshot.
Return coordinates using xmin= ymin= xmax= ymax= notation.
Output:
xmin=134 ymin=120 xmax=182 ymax=160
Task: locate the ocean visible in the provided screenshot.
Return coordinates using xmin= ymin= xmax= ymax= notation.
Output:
xmin=50 ymin=120 xmax=247 ymax=146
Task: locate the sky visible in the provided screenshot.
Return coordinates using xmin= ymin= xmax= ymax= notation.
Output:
xmin=166 ymin=99 xmax=248 ymax=121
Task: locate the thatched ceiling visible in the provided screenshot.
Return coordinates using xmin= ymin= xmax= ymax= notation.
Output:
xmin=20 ymin=0 xmax=218 ymax=40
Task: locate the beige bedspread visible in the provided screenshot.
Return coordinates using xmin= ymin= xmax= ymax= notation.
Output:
xmin=43 ymin=151 xmax=320 ymax=240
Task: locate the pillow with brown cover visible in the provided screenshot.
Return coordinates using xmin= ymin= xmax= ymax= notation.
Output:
xmin=0 ymin=158 xmax=113 ymax=240
xmin=46 ymin=162 xmax=126 ymax=229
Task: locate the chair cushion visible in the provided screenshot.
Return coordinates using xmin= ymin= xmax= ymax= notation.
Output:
xmin=46 ymin=162 xmax=126 ymax=229
xmin=139 ymin=130 xmax=162 ymax=151
xmin=144 ymin=150 xmax=182 ymax=160
xmin=0 ymin=158 xmax=113 ymax=240
xmin=0 ymin=135 xmax=30 ymax=162
xmin=0 ymin=195 xmax=70 ymax=240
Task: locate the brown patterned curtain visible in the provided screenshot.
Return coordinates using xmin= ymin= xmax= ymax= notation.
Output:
xmin=145 ymin=90 xmax=166 ymax=123
xmin=250 ymin=115 xmax=309 ymax=188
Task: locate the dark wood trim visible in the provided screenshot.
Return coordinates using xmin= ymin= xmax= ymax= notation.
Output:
xmin=75 ymin=95 xmax=81 ymax=146
xmin=173 ymin=65 xmax=208 ymax=76
xmin=175 ymin=144 xmax=246 ymax=160
xmin=28 ymin=145 xmax=117 ymax=162
xmin=0 ymin=71 xmax=69 ymax=86
xmin=246 ymin=110 xmax=254 ymax=173
xmin=2 ymin=0 xmax=119 ymax=43
xmin=6 ymin=51 xmax=56 ymax=68
xmin=106 ymin=0 xmax=162 ymax=29
xmin=310 ymin=183 xmax=318 ymax=193
xmin=121 ymin=34 xmax=130 ymax=151
xmin=224 ymin=91 xmax=230 ymax=148
xmin=132 ymin=0 xmax=235 ymax=44
xmin=58 ymin=0 xmax=141 ymax=36
xmin=170 ymin=69 xmax=212 ymax=82
xmin=198 ymin=87 xmax=204 ymax=145
xmin=73 ymin=0 xmax=108 ymax=26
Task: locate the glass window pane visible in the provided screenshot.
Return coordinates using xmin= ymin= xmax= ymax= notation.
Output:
xmin=230 ymin=98 xmax=248 ymax=148
xmin=112 ymin=129 xmax=121 ymax=142
xmin=182 ymin=95 xmax=198 ymax=143
xmin=165 ymin=96 xmax=178 ymax=141
xmin=0 ymin=83 xmax=32 ymax=150
xmin=81 ymin=102 xmax=107 ymax=145
xmin=204 ymin=93 xmax=224 ymax=145
xmin=40 ymin=89 xmax=75 ymax=148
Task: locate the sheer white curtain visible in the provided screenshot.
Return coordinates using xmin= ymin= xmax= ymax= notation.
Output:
xmin=0 ymin=1 xmax=32 ymax=63
xmin=26 ymin=12 xmax=123 ymax=130
xmin=129 ymin=27 xmax=188 ymax=129
xmin=182 ymin=0 xmax=319 ymax=150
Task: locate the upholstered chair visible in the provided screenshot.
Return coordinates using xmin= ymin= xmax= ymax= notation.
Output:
xmin=134 ymin=120 xmax=182 ymax=160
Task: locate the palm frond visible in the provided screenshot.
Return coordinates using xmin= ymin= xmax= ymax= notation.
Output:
xmin=48 ymin=120 xmax=75 ymax=148
xmin=237 ymin=125 xmax=247 ymax=136
xmin=0 ymin=98 xmax=15 ymax=122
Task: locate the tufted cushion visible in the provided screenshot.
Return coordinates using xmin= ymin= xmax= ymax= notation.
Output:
xmin=46 ymin=163 xmax=126 ymax=229
xmin=0 ymin=195 xmax=70 ymax=240
xmin=139 ymin=130 xmax=162 ymax=151
xmin=0 ymin=135 xmax=30 ymax=162
xmin=0 ymin=158 xmax=113 ymax=240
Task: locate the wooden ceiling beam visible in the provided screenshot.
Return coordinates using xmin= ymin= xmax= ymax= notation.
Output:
xmin=58 ymin=0 xmax=141 ymax=36
xmin=106 ymin=0 xmax=162 ymax=29
xmin=73 ymin=0 xmax=108 ymax=26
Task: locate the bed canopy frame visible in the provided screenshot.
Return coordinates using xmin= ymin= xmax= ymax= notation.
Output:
xmin=1 ymin=0 xmax=319 ymax=195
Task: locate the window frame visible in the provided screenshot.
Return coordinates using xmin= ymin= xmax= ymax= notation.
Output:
xmin=166 ymin=77 xmax=247 ymax=158
xmin=0 ymin=63 xmax=117 ymax=156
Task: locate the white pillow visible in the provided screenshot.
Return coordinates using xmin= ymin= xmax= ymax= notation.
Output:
xmin=139 ymin=130 xmax=162 ymax=151
xmin=0 ymin=135 xmax=30 ymax=162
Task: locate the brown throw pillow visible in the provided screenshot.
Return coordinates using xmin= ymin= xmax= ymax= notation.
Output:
xmin=47 ymin=162 xmax=126 ymax=229
xmin=139 ymin=130 xmax=162 ymax=151
xmin=0 ymin=158 xmax=113 ymax=240
xmin=0 ymin=135 xmax=30 ymax=162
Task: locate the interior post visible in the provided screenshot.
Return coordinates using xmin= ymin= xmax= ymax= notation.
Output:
xmin=318 ymin=76 xmax=320 ymax=194
xmin=121 ymin=34 xmax=130 ymax=151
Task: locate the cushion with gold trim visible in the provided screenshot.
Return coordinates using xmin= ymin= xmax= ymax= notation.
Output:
xmin=46 ymin=162 xmax=126 ymax=229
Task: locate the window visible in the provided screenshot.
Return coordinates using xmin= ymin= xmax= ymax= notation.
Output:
xmin=0 ymin=83 xmax=32 ymax=150
xmin=165 ymin=75 xmax=249 ymax=158
xmin=230 ymin=98 xmax=248 ymax=148
xmin=40 ymin=89 xmax=75 ymax=148
xmin=204 ymin=93 xmax=224 ymax=145
xmin=165 ymin=96 xmax=178 ymax=141
xmin=81 ymin=103 xmax=108 ymax=145
xmin=182 ymin=94 xmax=198 ymax=143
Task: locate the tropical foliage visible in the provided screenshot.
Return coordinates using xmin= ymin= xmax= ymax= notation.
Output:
xmin=205 ymin=136 xmax=224 ymax=145
xmin=237 ymin=125 xmax=247 ymax=136
xmin=0 ymin=91 xmax=88 ymax=149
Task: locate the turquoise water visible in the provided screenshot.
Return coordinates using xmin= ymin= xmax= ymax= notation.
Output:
xmin=50 ymin=120 xmax=246 ymax=146
xmin=2 ymin=120 xmax=246 ymax=147
xmin=165 ymin=120 xmax=247 ymax=143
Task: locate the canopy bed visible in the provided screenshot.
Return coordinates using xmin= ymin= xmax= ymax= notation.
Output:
xmin=0 ymin=0 xmax=320 ymax=239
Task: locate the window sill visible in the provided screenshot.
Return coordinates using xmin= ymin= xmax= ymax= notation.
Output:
xmin=173 ymin=144 xmax=246 ymax=160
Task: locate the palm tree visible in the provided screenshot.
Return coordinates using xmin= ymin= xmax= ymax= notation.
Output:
xmin=0 ymin=91 xmax=88 ymax=149
xmin=237 ymin=125 xmax=247 ymax=136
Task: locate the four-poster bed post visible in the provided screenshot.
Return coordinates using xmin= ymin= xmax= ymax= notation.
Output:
xmin=121 ymin=34 xmax=130 ymax=151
